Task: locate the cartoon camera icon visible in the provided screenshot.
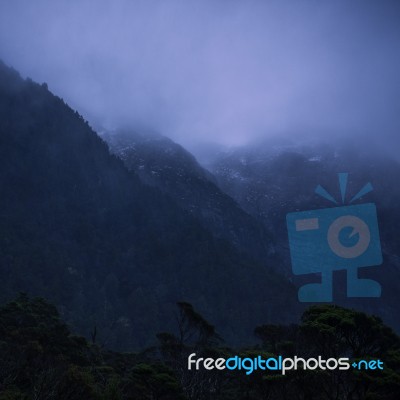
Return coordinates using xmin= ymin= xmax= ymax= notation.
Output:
xmin=286 ymin=174 xmax=382 ymax=302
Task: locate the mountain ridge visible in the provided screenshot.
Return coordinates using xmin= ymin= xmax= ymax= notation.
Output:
xmin=207 ymin=138 xmax=400 ymax=331
xmin=102 ymin=130 xmax=276 ymax=263
xmin=0 ymin=60 xmax=299 ymax=350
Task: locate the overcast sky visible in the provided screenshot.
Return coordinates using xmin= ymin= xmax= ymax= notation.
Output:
xmin=0 ymin=0 xmax=399 ymax=147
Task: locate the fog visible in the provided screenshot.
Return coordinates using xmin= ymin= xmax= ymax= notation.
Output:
xmin=0 ymin=0 xmax=399 ymax=148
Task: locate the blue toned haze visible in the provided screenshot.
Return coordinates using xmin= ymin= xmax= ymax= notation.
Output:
xmin=0 ymin=0 xmax=399 ymax=149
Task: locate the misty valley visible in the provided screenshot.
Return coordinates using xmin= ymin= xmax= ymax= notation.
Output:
xmin=0 ymin=60 xmax=400 ymax=399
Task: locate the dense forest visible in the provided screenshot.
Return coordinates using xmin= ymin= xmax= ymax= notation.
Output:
xmin=0 ymin=294 xmax=399 ymax=399
xmin=0 ymin=60 xmax=300 ymax=351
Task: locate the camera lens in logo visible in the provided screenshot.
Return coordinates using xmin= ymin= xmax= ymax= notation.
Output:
xmin=327 ymin=215 xmax=371 ymax=259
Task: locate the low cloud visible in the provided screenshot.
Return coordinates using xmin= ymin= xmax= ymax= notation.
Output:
xmin=0 ymin=0 xmax=399 ymax=147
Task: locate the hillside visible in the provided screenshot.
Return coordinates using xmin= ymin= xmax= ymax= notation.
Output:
xmin=102 ymin=130 xmax=274 ymax=262
xmin=207 ymin=137 xmax=400 ymax=332
xmin=0 ymin=61 xmax=299 ymax=350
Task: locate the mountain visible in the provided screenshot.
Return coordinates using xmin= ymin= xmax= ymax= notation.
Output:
xmin=102 ymin=130 xmax=274 ymax=262
xmin=206 ymin=137 xmax=400 ymax=332
xmin=0 ymin=61 xmax=299 ymax=350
